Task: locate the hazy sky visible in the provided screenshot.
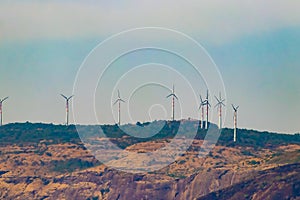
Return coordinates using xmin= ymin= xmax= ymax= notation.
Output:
xmin=0 ymin=1 xmax=299 ymax=133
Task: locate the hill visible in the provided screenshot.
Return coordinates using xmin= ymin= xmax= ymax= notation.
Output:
xmin=0 ymin=121 xmax=299 ymax=199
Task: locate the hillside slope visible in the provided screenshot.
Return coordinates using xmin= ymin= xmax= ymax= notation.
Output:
xmin=198 ymin=163 xmax=300 ymax=200
xmin=0 ymin=122 xmax=299 ymax=199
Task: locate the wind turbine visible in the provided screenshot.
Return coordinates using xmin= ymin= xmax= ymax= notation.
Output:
xmin=215 ymin=92 xmax=225 ymax=129
xmin=204 ymin=90 xmax=211 ymax=129
xmin=60 ymin=94 xmax=74 ymax=126
xmin=232 ymin=104 xmax=239 ymax=142
xmin=166 ymin=85 xmax=178 ymax=121
xmin=0 ymin=97 xmax=9 ymax=126
xmin=199 ymin=95 xmax=206 ymax=129
xmin=113 ymin=90 xmax=125 ymax=126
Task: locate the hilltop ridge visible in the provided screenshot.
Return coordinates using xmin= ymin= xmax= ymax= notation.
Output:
xmin=0 ymin=120 xmax=299 ymax=148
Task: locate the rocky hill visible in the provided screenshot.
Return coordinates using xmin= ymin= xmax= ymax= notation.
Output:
xmin=198 ymin=163 xmax=300 ymax=200
xmin=0 ymin=121 xmax=299 ymax=199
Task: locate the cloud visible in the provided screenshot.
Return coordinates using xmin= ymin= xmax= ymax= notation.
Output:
xmin=0 ymin=1 xmax=299 ymax=44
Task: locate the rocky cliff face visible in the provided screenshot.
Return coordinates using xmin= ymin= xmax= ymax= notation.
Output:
xmin=1 ymin=140 xmax=299 ymax=199
xmin=0 ymin=165 xmax=250 ymax=200
xmin=198 ymin=163 xmax=300 ymax=200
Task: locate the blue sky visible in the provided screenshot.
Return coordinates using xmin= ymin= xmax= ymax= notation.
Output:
xmin=0 ymin=1 xmax=299 ymax=133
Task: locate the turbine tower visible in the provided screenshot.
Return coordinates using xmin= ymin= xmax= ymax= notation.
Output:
xmin=232 ymin=104 xmax=239 ymax=142
xmin=61 ymin=94 xmax=74 ymax=126
xmin=215 ymin=92 xmax=225 ymax=129
xmin=113 ymin=90 xmax=125 ymax=126
xmin=0 ymin=97 xmax=9 ymax=126
xmin=166 ymin=85 xmax=178 ymax=121
xmin=199 ymin=95 xmax=206 ymax=129
xmin=204 ymin=90 xmax=211 ymax=129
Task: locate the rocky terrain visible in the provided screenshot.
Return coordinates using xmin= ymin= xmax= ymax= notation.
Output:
xmin=0 ymin=122 xmax=299 ymax=200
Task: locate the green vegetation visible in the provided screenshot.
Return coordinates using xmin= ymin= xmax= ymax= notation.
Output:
xmin=247 ymin=160 xmax=260 ymax=165
xmin=167 ymin=172 xmax=187 ymax=179
xmin=219 ymin=128 xmax=300 ymax=148
xmin=241 ymin=150 xmax=254 ymax=156
xmin=0 ymin=121 xmax=299 ymax=150
xmin=268 ymin=150 xmax=300 ymax=164
xmin=0 ymin=122 xmax=81 ymax=146
xmin=100 ymin=188 xmax=110 ymax=196
xmin=178 ymin=159 xmax=187 ymax=164
xmin=50 ymin=158 xmax=101 ymax=173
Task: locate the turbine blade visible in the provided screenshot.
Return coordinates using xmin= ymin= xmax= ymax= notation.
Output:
xmin=174 ymin=94 xmax=178 ymax=100
xmin=166 ymin=94 xmax=172 ymax=98
xmin=198 ymin=104 xmax=202 ymax=110
xmin=231 ymin=104 xmax=235 ymax=110
xmin=200 ymin=95 xmax=203 ymax=103
xmin=214 ymin=96 xmax=220 ymax=103
xmin=120 ymin=99 xmax=125 ymax=103
xmin=2 ymin=97 xmax=8 ymax=102
xmin=113 ymin=100 xmax=119 ymax=105
xmin=61 ymin=94 xmax=67 ymax=99
xmin=67 ymin=95 xmax=74 ymax=100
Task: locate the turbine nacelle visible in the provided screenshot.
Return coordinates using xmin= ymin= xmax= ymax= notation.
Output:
xmin=166 ymin=93 xmax=178 ymax=100
xmin=0 ymin=97 xmax=9 ymax=104
xmin=232 ymin=104 xmax=239 ymax=112
xmin=61 ymin=94 xmax=74 ymax=101
xmin=198 ymin=95 xmax=205 ymax=109
xmin=199 ymin=90 xmax=211 ymax=109
xmin=166 ymin=85 xmax=178 ymax=100
xmin=114 ymin=90 xmax=125 ymax=105
xmin=214 ymin=92 xmax=225 ymax=108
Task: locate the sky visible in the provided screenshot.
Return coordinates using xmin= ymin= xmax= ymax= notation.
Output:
xmin=0 ymin=1 xmax=299 ymax=133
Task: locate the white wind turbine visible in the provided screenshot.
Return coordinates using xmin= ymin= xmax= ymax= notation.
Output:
xmin=232 ymin=104 xmax=239 ymax=142
xmin=166 ymin=85 xmax=178 ymax=121
xmin=113 ymin=90 xmax=125 ymax=126
xmin=60 ymin=94 xmax=74 ymax=126
xmin=215 ymin=92 xmax=225 ymax=129
xmin=199 ymin=94 xmax=206 ymax=129
xmin=0 ymin=97 xmax=9 ymax=126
